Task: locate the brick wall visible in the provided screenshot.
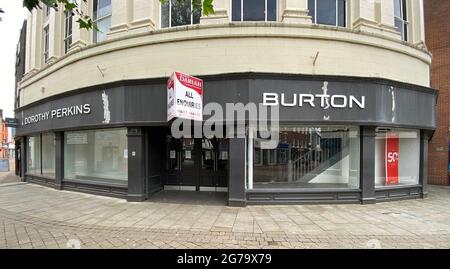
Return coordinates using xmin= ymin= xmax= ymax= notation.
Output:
xmin=425 ymin=0 xmax=450 ymax=185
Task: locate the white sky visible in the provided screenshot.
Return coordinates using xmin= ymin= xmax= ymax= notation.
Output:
xmin=0 ymin=1 xmax=28 ymax=119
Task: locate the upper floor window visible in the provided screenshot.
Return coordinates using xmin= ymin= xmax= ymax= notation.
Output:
xmin=308 ymin=0 xmax=346 ymax=27
xmin=93 ymin=0 xmax=112 ymax=43
xmin=45 ymin=6 xmax=51 ymax=18
xmin=232 ymin=0 xmax=277 ymax=22
xmin=64 ymin=11 xmax=73 ymax=53
xmin=394 ymin=0 xmax=408 ymax=41
xmin=161 ymin=0 xmax=201 ymax=28
xmin=43 ymin=25 xmax=49 ymax=63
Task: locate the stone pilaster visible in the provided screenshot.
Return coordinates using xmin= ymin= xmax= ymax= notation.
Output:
xmin=29 ymin=9 xmax=43 ymax=73
xmin=282 ymin=0 xmax=311 ymax=24
xmin=353 ymin=0 xmax=399 ymax=39
xmin=69 ymin=0 xmax=89 ymax=51
xmin=410 ymin=0 xmax=426 ymax=48
xmin=200 ymin=0 xmax=230 ymax=25
xmin=109 ymin=0 xmax=133 ymax=38
xmin=129 ymin=0 xmax=156 ymax=34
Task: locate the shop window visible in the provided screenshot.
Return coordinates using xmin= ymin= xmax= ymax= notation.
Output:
xmin=93 ymin=0 xmax=112 ymax=43
xmin=249 ymin=125 xmax=360 ymax=189
xmin=308 ymin=0 xmax=346 ymax=27
xmin=394 ymin=0 xmax=408 ymax=41
xmin=42 ymin=133 xmax=56 ymax=178
xmin=232 ymin=0 xmax=277 ymax=22
xmin=375 ymin=128 xmax=420 ymax=187
xmin=26 ymin=133 xmax=55 ymax=177
xmin=64 ymin=128 xmax=128 ymax=184
xmin=161 ymin=0 xmax=201 ymax=28
xmin=27 ymin=135 xmax=41 ymax=175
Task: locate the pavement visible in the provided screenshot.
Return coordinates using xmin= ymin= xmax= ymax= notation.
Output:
xmin=0 ymin=158 xmax=19 ymax=185
xmin=0 ymin=176 xmax=450 ymax=249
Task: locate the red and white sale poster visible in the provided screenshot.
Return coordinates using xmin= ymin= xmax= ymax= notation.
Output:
xmin=167 ymin=72 xmax=203 ymax=122
xmin=385 ymin=132 xmax=399 ymax=185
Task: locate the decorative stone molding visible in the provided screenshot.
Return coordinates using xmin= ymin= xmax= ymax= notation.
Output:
xmin=200 ymin=9 xmax=229 ymax=25
xmin=281 ymin=8 xmax=312 ymax=24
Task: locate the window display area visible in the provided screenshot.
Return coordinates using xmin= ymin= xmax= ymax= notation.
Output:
xmin=375 ymin=128 xmax=420 ymax=187
xmin=26 ymin=133 xmax=55 ymax=178
xmin=26 ymin=135 xmax=41 ymax=175
xmin=64 ymin=128 xmax=128 ymax=184
xmin=248 ymin=125 xmax=360 ymax=190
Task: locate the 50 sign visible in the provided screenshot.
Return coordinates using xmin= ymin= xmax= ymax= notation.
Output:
xmin=387 ymin=152 xmax=399 ymax=163
xmin=385 ymin=132 xmax=399 ymax=185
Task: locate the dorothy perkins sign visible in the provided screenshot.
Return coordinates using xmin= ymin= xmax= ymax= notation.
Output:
xmin=22 ymin=104 xmax=91 ymax=126
xmin=167 ymin=72 xmax=203 ymax=122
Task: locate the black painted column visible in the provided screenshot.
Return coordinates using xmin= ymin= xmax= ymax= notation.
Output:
xmin=419 ymin=130 xmax=430 ymax=198
xmin=360 ymin=126 xmax=376 ymax=204
xmin=20 ymin=137 xmax=26 ymax=181
xmin=228 ymin=137 xmax=246 ymax=207
xmin=54 ymin=132 xmax=64 ymax=190
xmin=127 ymin=127 xmax=146 ymax=202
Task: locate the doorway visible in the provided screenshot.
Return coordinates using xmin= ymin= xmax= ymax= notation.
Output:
xmin=165 ymin=136 xmax=229 ymax=191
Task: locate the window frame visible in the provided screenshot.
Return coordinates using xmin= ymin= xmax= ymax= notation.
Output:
xmin=43 ymin=25 xmax=49 ymax=63
xmin=248 ymin=125 xmax=361 ymax=190
xmin=26 ymin=133 xmax=55 ymax=178
xmin=45 ymin=5 xmax=51 ymax=18
xmin=26 ymin=134 xmax=42 ymax=176
xmin=63 ymin=128 xmax=129 ymax=184
xmin=309 ymin=0 xmax=347 ymax=27
xmin=160 ymin=0 xmax=199 ymax=28
xmin=64 ymin=10 xmax=73 ymax=53
xmin=93 ymin=0 xmax=112 ymax=43
xmin=230 ymin=0 xmax=278 ymax=22
xmin=374 ymin=127 xmax=420 ymax=188
xmin=394 ymin=0 xmax=408 ymax=41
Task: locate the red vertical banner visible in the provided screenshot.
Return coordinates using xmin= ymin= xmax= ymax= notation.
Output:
xmin=385 ymin=132 xmax=399 ymax=185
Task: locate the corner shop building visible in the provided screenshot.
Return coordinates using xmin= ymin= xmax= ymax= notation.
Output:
xmin=15 ymin=73 xmax=437 ymax=206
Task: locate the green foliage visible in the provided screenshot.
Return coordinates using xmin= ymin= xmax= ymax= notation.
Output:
xmin=160 ymin=0 xmax=215 ymax=16
xmin=19 ymin=0 xmax=214 ymax=30
xmin=22 ymin=0 xmax=95 ymax=30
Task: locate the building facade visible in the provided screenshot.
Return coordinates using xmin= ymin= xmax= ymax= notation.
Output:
xmin=424 ymin=0 xmax=450 ymax=186
xmin=15 ymin=0 xmax=436 ymax=206
xmin=0 ymin=109 xmax=7 ymax=159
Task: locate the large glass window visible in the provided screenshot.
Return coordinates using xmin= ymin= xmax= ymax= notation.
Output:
xmin=394 ymin=0 xmax=408 ymax=41
xmin=161 ymin=0 xmax=201 ymax=28
xmin=42 ymin=133 xmax=56 ymax=178
xmin=26 ymin=133 xmax=55 ymax=178
xmin=308 ymin=0 xmax=346 ymax=27
xmin=375 ymin=128 xmax=420 ymax=187
xmin=27 ymin=135 xmax=41 ymax=175
xmin=64 ymin=128 xmax=128 ymax=184
xmin=232 ymin=0 xmax=277 ymax=22
xmin=250 ymin=125 xmax=360 ymax=189
xmin=93 ymin=0 xmax=112 ymax=43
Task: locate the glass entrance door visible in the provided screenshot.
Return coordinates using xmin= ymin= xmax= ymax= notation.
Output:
xmin=199 ymin=138 xmax=229 ymax=191
xmin=165 ymin=136 xmax=228 ymax=191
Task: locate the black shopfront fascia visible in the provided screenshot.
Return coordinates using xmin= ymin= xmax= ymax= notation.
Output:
xmin=15 ymin=73 xmax=437 ymax=206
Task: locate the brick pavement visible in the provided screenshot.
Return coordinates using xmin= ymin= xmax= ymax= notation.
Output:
xmin=0 ymin=182 xmax=450 ymax=249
